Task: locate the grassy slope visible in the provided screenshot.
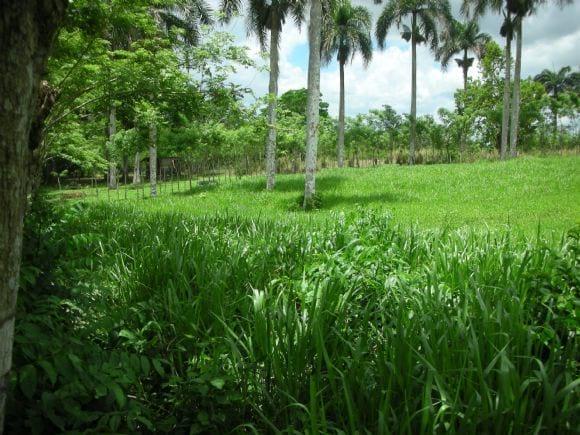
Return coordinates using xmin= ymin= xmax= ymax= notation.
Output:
xmin=62 ymin=155 xmax=580 ymax=232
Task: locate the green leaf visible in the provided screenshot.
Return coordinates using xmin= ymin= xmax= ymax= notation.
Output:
xmin=152 ymin=358 xmax=165 ymax=376
xmin=140 ymin=356 xmax=150 ymax=376
xmin=95 ymin=384 xmax=108 ymax=398
xmin=134 ymin=416 xmax=154 ymax=431
xmin=20 ymin=364 xmax=38 ymax=399
xmin=108 ymin=382 xmax=126 ymax=408
xmin=118 ymin=329 xmax=136 ymax=340
xmin=38 ymin=360 xmax=57 ymax=385
xmin=210 ymin=378 xmax=225 ymax=390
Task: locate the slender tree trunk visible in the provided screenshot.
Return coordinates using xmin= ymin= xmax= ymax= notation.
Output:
xmin=122 ymin=154 xmax=128 ymax=183
xmin=459 ymin=50 xmax=469 ymax=157
xmin=107 ymin=105 xmax=117 ymax=188
xmin=409 ymin=12 xmax=417 ymax=165
xmin=462 ymin=51 xmax=469 ymax=92
xmin=149 ymin=124 xmax=157 ymax=197
xmin=265 ymin=11 xmax=280 ymax=191
xmin=509 ymin=19 xmax=522 ymax=158
xmin=0 ymin=3 xmax=67 ymax=433
xmin=133 ymin=151 xmax=141 ymax=184
xmin=337 ymin=61 xmax=346 ymax=168
xmin=500 ymin=14 xmax=512 ymax=160
xmin=303 ymin=0 xmax=322 ymax=208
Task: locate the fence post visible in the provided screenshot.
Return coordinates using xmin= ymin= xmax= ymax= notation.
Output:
xmin=189 ymin=163 xmax=192 ymax=190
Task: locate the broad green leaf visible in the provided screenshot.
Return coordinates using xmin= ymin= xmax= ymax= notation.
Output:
xmin=20 ymin=364 xmax=38 ymax=399
xmin=210 ymin=378 xmax=225 ymax=390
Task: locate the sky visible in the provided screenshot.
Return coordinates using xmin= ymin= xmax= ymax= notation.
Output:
xmin=209 ymin=0 xmax=580 ymax=117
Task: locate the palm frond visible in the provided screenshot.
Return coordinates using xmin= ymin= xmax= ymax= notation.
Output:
xmin=220 ymin=0 xmax=243 ymax=22
xmin=375 ymin=0 xmax=400 ymax=49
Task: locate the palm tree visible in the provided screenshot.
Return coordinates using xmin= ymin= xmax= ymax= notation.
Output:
xmin=375 ymin=0 xmax=452 ymax=165
xmin=221 ymin=0 xmax=305 ymax=190
xmin=153 ymin=0 xmax=213 ymax=47
xmin=534 ymin=66 xmax=577 ymax=134
xmin=303 ymin=0 xmax=323 ymax=208
xmin=436 ymin=18 xmax=489 ymax=156
xmin=322 ymin=0 xmax=373 ymax=168
xmin=464 ymin=0 xmax=572 ymax=158
xmin=507 ymin=0 xmax=572 ymax=157
xmin=462 ymin=0 xmax=512 ymax=159
xmin=436 ymin=19 xmax=490 ymax=92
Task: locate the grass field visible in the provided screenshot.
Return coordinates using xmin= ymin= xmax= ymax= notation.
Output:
xmin=9 ymin=155 xmax=580 ymax=433
xmin=59 ymin=155 xmax=580 ymax=233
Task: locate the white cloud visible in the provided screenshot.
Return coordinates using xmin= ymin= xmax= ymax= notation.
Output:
xmin=207 ymin=0 xmax=580 ymax=117
xmin=320 ymin=45 xmax=464 ymax=117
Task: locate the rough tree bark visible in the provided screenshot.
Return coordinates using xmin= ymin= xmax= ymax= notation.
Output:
xmin=107 ymin=105 xmax=118 ymax=189
xmin=500 ymin=16 xmax=512 ymax=160
xmin=409 ymin=11 xmax=417 ymax=165
xmin=133 ymin=151 xmax=141 ymax=184
xmin=265 ymin=10 xmax=280 ymax=191
xmin=0 ymin=2 xmax=67 ymax=433
xmin=303 ymin=0 xmax=322 ymax=208
xmin=509 ymin=19 xmax=522 ymax=158
xmin=337 ymin=61 xmax=346 ymax=168
xmin=149 ymin=124 xmax=157 ymax=197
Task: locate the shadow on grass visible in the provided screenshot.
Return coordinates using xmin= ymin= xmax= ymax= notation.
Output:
xmin=323 ymin=191 xmax=414 ymax=208
xmin=171 ymin=180 xmax=220 ymax=196
xmin=235 ymin=175 xmax=347 ymax=193
xmin=284 ymin=190 xmax=416 ymax=212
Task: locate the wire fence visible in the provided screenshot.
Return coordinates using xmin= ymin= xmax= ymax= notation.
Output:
xmin=51 ymin=147 xmax=516 ymax=202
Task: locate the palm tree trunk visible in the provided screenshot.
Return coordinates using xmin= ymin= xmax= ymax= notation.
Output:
xmin=0 ymin=3 xmax=67 ymax=432
xmin=338 ymin=61 xmax=346 ymax=168
xmin=509 ymin=19 xmax=522 ymax=158
xmin=462 ymin=51 xmax=469 ymax=92
xmin=460 ymin=50 xmax=469 ymax=157
xmin=500 ymin=14 xmax=512 ymax=161
xmin=409 ymin=12 xmax=417 ymax=165
xmin=133 ymin=151 xmax=141 ymax=184
xmin=303 ymin=0 xmax=322 ymax=208
xmin=149 ymin=124 xmax=157 ymax=197
xmin=265 ymin=11 xmax=280 ymax=190
xmin=107 ymin=105 xmax=118 ymax=188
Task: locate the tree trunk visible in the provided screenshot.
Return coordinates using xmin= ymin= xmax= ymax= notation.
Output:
xmin=265 ymin=11 xmax=280 ymax=191
xmin=149 ymin=124 xmax=157 ymax=197
xmin=409 ymin=12 xmax=417 ymax=165
xmin=462 ymin=51 xmax=469 ymax=92
xmin=133 ymin=151 xmax=141 ymax=184
xmin=0 ymin=2 xmax=67 ymax=432
xmin=509 ymin=19 xmax=522 ymax=158
xmin=338 ymin=61 xmax=346 ymax=168
xmin=460 ymin=50 xmax=469 ymax=157
xmin=107 ymin=105 xmax=117 ymax=188
xmin=500 ymin=15 xmax=512 ymax=161
xmin=122 ymin=154 xmax=128 ymax=183
xmin=303 ymin=0 xmax=322 ymax=208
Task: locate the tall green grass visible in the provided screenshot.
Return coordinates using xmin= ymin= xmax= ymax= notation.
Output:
xmin=9 ymin=200 xmax=578 ymax=433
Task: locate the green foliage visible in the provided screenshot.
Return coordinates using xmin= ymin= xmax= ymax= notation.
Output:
xmin=322 ymin=0 xmax=373 ymax=67
xmin=278 ymin=88 xmax=330 ymax=118
xmin=8 ymin=184 xmax=579 ymax=432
